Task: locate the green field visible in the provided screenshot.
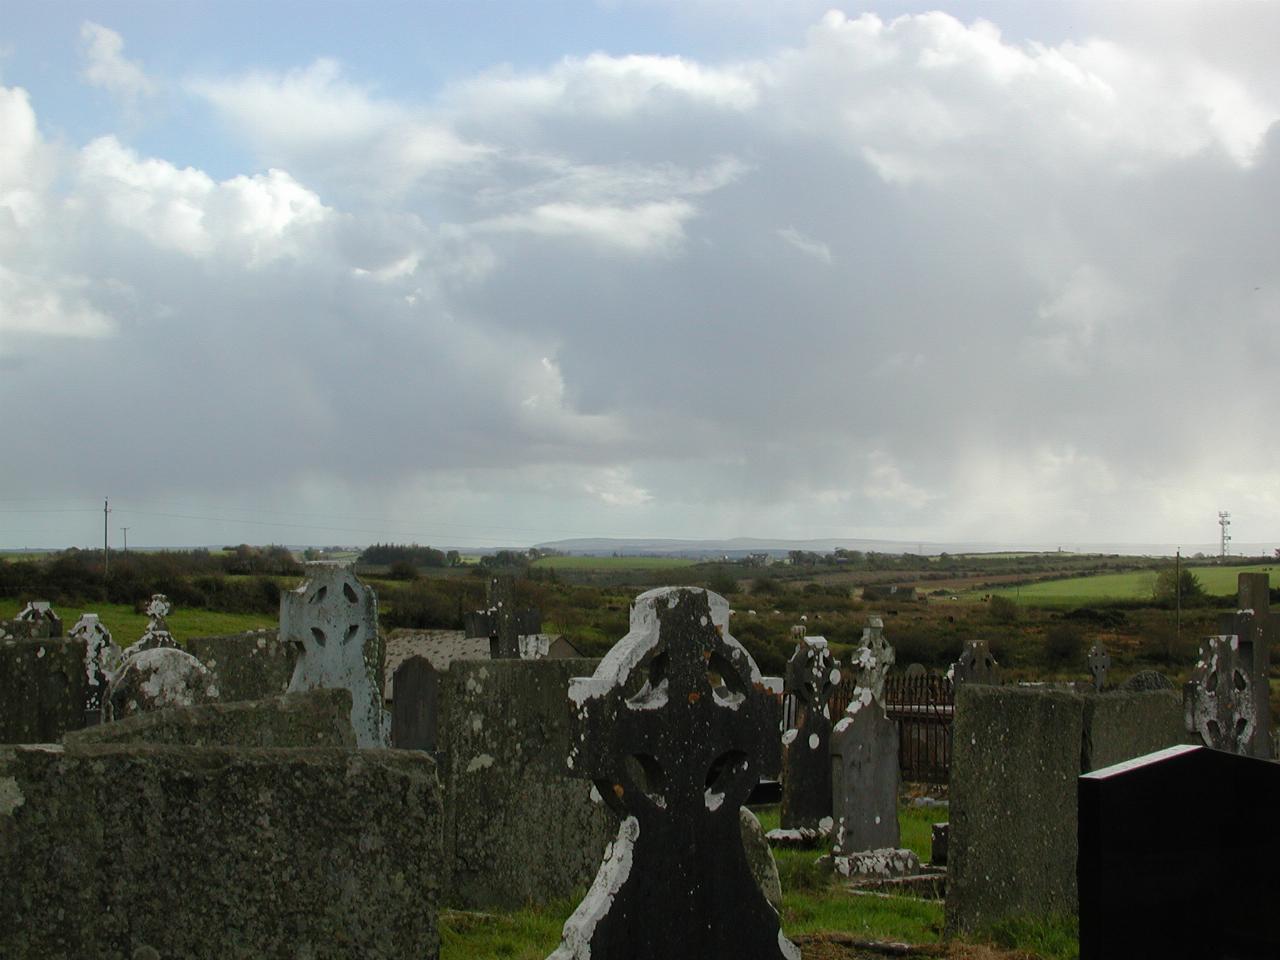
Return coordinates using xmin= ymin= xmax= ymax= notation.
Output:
xmin=530 ymin=555 xmax=697 ymax=571
xmin=984 ymin=563 xmax=1278 ymax=605
xmin=0 ymin=601 xmax=273 ymax=644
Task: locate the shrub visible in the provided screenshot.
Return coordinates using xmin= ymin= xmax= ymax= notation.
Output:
xmin=1044 ymin=622 xmax=1084 ymax=668
xmin=988 ymin=595 xmax=1019 ymax=623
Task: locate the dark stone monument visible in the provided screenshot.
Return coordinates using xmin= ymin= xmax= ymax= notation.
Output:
xmin=1087 ymin=640 xmax=1110 ymax=692
xmin=779 ymin=630 xmax=841 ymax=834
xmin=951 ymin=637 xmax=999 ymax=685
xmin=1079 ymin=744 xmax=1280 ymax=960
xmin=12 ymin=601 xmax=62 ymax=638
xmin=549 ymin=587 xmax=796 ymax=959
xmin=391 ymin=655 xmax=440 ymax=752
xmin=829 ymin=691 xmax=900 ymax=854
xmin=464 ymin=576 xmax=542 ymax=659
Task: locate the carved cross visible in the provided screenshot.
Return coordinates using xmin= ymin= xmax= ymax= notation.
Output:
xmin=1088 ymin=641 xmax=1111 ymax=693
xmin=464 ymin=576 xmax=542 ymax=659
xmin=551 ymin=587 xmax=796 ymax=960
xmin=952 ymin=638 xmax=1000 ymax=685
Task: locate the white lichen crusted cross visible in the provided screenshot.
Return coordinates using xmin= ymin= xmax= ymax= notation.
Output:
xmin=281 ymin=562 xmax=388 ymax=748
xmin=778 ymin=631 xmax=841 ymax=834
xmin=551 ymin=587 xmax=799 ymax=960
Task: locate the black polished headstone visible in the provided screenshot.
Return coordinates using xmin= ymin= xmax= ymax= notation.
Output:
xmin=1079 ymin=744 xmax=1280 ymax=960
xmin=390 ymin=655 xmax=440 ymax=752
xmin=549 ymin=587 xmax=796 ymax=960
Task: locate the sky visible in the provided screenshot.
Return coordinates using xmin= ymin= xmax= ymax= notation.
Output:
xmin=1 ymin=1 xmax=1278 ymax=552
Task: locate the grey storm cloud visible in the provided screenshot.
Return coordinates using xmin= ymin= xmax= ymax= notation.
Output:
xmin=1 ymin=9 xmax=1277 ymax=547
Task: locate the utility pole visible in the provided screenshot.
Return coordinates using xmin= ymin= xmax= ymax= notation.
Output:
xmin=1219 ymin=511 xmax=1231 ymax=558
xmin=103 ymin=497 xmax=110 ymax=578
xmin=121 ymin=527 xmax=129 ymax=554
xmin=1175 ymin=548 xmax=1181 ymax=653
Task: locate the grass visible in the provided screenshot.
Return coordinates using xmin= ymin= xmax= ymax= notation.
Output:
xmin=530 ymin=555 xmax=697 ymax=571
xmin=979 ymin=563 xmax=1278 ymax=606
xmin=0 ymin=600 xmax=273 ymax=644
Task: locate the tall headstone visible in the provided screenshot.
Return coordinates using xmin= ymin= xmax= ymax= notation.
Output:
xmin=391 ymin=655 xmax=440 ymax=752
xmin=549 ymin=587 xmax=796 ymax=960
xmin=1087 ymin=641 xmax=1110 ymax=693
xmin=69 ymin=613 xmax=119 ymax=725
xmin=281 ymin=563 xmax=387 ymax=747
xmin=779 ymin=631 xmax=841 ymax=834
xmin=464 ymin=576 xmax=542 ymax=659
xmin=1186 ymin=574 xmax=1276 ymax=759
xmin=951 ymin=637 xmax=1000 ymax=685
xmin=848 ymin=615 xmax=895 ymax=703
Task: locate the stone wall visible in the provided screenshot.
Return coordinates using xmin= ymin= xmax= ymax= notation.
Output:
xmin=947 ymin=684 xmax=1186 ymax=934
xmin=185 ymin=629 xmax=297 ymax=703
xmin=64 ymin=688 xmax=355 ymax=749
xmin=0 ymin=638 xmax=88 ymax=743
xmin=438 ymin=658 xmax=617 ymax=909
xmin=0 ymin=743 xmax=442 ymax=959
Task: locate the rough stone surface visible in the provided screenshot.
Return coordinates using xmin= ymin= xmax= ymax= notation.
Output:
xmin=0 ymin=639 xmax=90 ymax=742
xmin=105 ymin=646 xmax=219 ymax=721
xmin=550 ymin=587 xmax=796 ymax=960
xmin=440 ymin=657 xmax=616 ymax=910
xmin=66 ymin=688 xmax=355 ymax=748
xmin=830 ymin=692 xmax=900 ymax=854
xmin=1082 ymin=689 xmax=1184 ymax=771
xmin=0 ymin=743 xmax=442 ymax=960
xmin=781 ymin=634 xmax=840 ymax=833
xmin=282 ymin=563 xmax=387 ymax=747
xmin=831 ymin=847 xmax=922 ymax=879
xmin=186 ymin=629 xmax=296 ymax=703
xmin=741 ymin=807 xmax=783 ymax=912
xmin=947 ymin=685 xmax=1085 ymax=934
xmin=1120 ymin=670 xmax=1173 ymax=692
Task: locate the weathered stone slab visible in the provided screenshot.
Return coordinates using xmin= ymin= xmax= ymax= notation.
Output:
xmin=391 ymin=655 xmax=440 ymax=751
xmin=830 ymin=693 xmax=900 ymax=854
xmin=186 ymin=629 xmax=296 ymax=703
xmin=0 ymin=638 xmax=89 ymax=742
xmin=947 ymin=685 xmax=1085 ymax=934
xmin=549 ymin=587 xmax=795 ymax=960
xmin=0 ymin=743 xmax=442 ymax=959
xmin=65 ymin=688 xmax=355 ymax=748
xmin=282 ymin=563 xmax=387 ymax=747
xmin=439 ymin=657 xmax=616 ymax=910
xmin=780 ymin=633 xmax=840 ymax=832
xmin=1082 ymin=689 xmax=1185 ymax=772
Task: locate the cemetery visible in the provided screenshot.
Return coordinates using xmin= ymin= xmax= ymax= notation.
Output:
xmin=0 ymin=560 xmax=1276 ymax=959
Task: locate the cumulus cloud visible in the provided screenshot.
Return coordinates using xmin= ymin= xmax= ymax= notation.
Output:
xmin=80 ymin=22 xmax=155 ymax=103
xmin=4 ymin=9 xmax=1280 ymax=548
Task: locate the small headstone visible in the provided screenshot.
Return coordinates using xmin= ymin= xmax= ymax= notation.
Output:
xmin=131 ymin=594 xmax=176 ymax=653
xmin=778 ymin=633 xmax=840 ymax=834
xmin=905 ymin=662 xmax=927 ymax=679
xmin=14 ymin=601 xmax=62 ymax=638
xmin=69 ymin=613 xmax=119 ymax=725
xmin=549 ymin=587 xmax=797 ymax=960
xmin=951 ymin=638 xmax=1000 ymax=684
xmin=281 ymin=563 xmax=387 ymax=748
xmin=106 ymin=647 xmax=219 ymax=721
xmin=464 ymin=576 xmax=542 ymax=659
xmin=1087 ymin=641 xmax=1110 ymax=692
xmin=931 ymin=822 xmax=949 ymax=866
xmin=390 ymin=655 xmax=440 ymax=752
xmin=1120 ymin=670 xmax=1173 ymax=692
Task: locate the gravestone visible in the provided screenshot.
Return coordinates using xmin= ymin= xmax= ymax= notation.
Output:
xmin=106 ymin=647 xmax=219 ymax=721
xmin=951 ymin=637 xmax=999 ymax=684
xmin=779 ymin=631 xmax=841 ymax=834
xmin=68 ymin=613 xmax=119 ymax=724
xmin=905 ymin=663 xmax=926 ymax=679
xmin=1087 ymin=641 xmax=1110 ymax=692
xmin=1198 ymin=572 xmax=1275 ymax=759
xmin=1079 ymin=745 xmax=1280 ymax=960
xmin=464 ymin=576 xmax=542 ymax=659
xmin=549 ymin=587 xmax=797 ymax=960
xmin=829 ymin=685 xmax=900 ymax=855
xmin=848 ymin=615 xmax=895 ymax=703
xmin=12 ymin=601 xmax=62 ymax=638
xmin=130 ymin=594 xmax=176 ymax=653
xmin=282 ymin=563 xmax=387 ymax=748
xmin=391 ymin=655 xmax=440 ymax=752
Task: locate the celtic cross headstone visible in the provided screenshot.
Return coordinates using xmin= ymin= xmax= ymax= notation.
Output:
xmin=131 ymin=594 xmax=176 ymax=653
xmin=779 ymin=632 xmax=841 ymax=833
xmin=849 ymin=615 xmax=895 ymax=703
xmin=282 ymin=563 xmax=387 ymax=747
xmin=549 ymin=587 xmax=797 ymax=960
xmin=951 ymin=638 xmax=1000 ymax=685
xmin=464 ymin=576 xmax=543 ymax=659
xmin=1087 ymin=641 xmax=1110 ymax=692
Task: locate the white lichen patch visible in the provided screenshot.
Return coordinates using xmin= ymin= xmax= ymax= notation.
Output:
xmin=781 ymin=728 xmax=798 ymax=745
xmin=549 ymin=816 xmax=639 ymax=959
xmin=808 ymin=733 xmax=820 ymax=750
xmin=465 ymin=754 xmax=494 ymax=773
xmin=0 ymin=777 xmax=24 ymax=816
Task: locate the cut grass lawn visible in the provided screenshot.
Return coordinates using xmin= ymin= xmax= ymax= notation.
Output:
xmin=0 ymin=600 xmax=273 ymax=643
xmin=978 ymin=563 xmax=1278 ymax=606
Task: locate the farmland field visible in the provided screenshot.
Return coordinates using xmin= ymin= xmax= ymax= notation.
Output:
xmin=982 ymin=563 xmax=1279 ymax=605
xmin=0 ymin=601 xmax=273 ymax=643
xmin=530 ymin=555 xmax=697 ymax=571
